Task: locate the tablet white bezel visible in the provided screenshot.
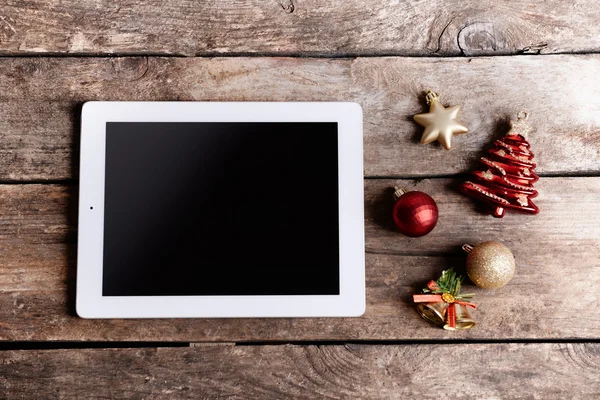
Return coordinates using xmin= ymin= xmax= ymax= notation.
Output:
xmin=77 ymin=102 xmax=364 ymax=318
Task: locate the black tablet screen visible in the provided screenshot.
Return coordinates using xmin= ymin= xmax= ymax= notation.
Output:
xmin=102 ymin=122 xmax=339 ymax=296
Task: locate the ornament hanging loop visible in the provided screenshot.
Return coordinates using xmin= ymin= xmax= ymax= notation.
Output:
xmin=462 ymin=244 xmax=474 ymax=254
xmin=517 ymin=111 xmax=529 ymax=120
xmin=425 ymin=90 xmax=440 ymax=105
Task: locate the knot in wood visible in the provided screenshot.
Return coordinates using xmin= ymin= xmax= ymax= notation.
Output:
xmin=458 ymin=21 xmax=506 ymax=55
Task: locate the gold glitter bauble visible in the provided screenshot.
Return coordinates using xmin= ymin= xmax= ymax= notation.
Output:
xmin=463 ymin=241 xmax=515 ymax=289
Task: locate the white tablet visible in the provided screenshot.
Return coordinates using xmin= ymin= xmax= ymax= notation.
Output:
xmin=76 ymin=102 xmax=365 ymax=318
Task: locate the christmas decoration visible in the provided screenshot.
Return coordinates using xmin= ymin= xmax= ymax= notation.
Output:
xmin=462 ymin=241 xmax=515 ymax=289
xmin=413 ymin=90 xmax=468 ymax=150
xmin=461 ymin=111 xmax=539 ymax=218
xmin=392 ymin=187 xmax=438 ymax=237
xmin=413 ymin=269 xmax=476 ymax=330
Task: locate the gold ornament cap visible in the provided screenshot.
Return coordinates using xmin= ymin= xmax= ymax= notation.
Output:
xmin=425 ymin=90 xmax=440 ymax=105
xmin=463 ymin=241 xmax=515 ymax=289
xmin=393 ymin=187 xmax=408 ymax=200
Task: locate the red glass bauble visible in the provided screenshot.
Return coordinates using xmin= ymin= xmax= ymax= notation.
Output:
xmin=392 ymin=188 xmax=439 ymax=237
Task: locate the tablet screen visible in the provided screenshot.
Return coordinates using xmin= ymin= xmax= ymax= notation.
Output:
xmin=102 ymin=122 xmax=339 ymax=296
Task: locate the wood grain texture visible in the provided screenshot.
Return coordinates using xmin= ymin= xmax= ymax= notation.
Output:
xmin=1 ymin=177 xmax=598 ymax=341
xmin=0 ymin=55 xmax=599 ymax=180
xmin=1 ymin=1 xmax=599 ymax=56
xmin=1 ymin=343 xmax=599 ymax=399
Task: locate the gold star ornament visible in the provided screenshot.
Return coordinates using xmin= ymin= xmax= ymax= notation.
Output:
xmin=413 ymin=90 xmax=468 ymax=150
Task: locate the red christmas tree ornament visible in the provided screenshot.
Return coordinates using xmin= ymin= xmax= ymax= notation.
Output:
xmin=461 ymin=112 xmax=540 ymax=218
xmin=392 ymin=187 xmax=438 ymax=237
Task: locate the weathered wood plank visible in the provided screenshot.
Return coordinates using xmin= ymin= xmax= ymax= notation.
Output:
xmin=0 ymin=177 xmax=598 ymax=341
xmin=1 ymin=1 xmax=599 ymax=56
xmin=1 ymin=344 xmax=599 ymax=399
xmin=0 ymin=55 xmax=599 ymax=180
xmin=365 ymin=177 xmax=600 ymax=255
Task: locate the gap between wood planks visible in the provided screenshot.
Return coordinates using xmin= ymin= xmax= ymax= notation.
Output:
xmin=1 ymin=338 xmax=599 ymax=351
xmin=1 ymin=50 xmax=600 ymax=59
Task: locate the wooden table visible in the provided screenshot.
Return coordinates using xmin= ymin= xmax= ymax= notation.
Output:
xmin=1 ymin=1 xmax=599 ymax=398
